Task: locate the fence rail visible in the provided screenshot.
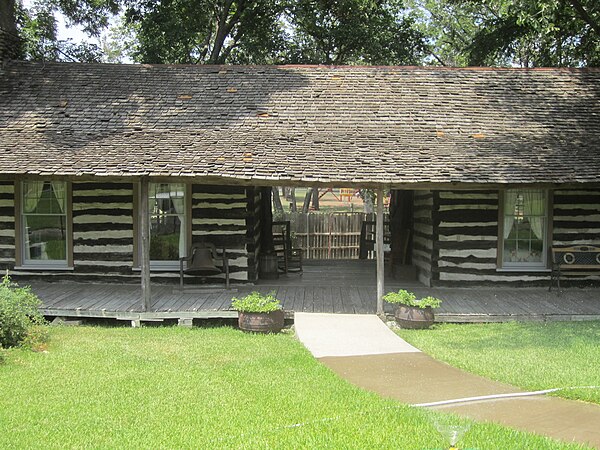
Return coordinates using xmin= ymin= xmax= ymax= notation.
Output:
xmin=281 ymin=212 xmax=388 ymax=260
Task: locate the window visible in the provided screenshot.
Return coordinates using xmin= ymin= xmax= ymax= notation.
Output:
xmin=21 ymin=180 xmax=69 ymax=267
xmin=148 ymin=183 xmax=187 ymax=268
xmin=501 ymin=189 xmax=548 ymax=269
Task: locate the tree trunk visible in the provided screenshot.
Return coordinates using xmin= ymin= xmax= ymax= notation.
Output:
xmin=568 ymin=0 xmax=600 ymax=37
xmin=312 ymin=188 xmax=319 ymax=211
xmin=283 ymin=187 xmax=291 ymax=201
xmin=272 ymin=186 xmax=284 ymax=214
xmin=290 ymin=187 xmax=297 ymax=212
xmin=301 ymin=189 xmax=312 ymax=213
xmin=363 ymin=189 xmax=374 ymax=214
xmin=311 ymin=187 xmax=320 ymax=210
xmin=0 ymin=0 xmax=20 ymax=60
xmin=208 ymin=0 xmax=247 ymax=64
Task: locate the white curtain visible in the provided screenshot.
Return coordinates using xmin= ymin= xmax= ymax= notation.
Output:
xmin=24 ymin=181 xmax=44 ymax=213
xmin=23 ymin=181 xmax=44 ymax=260
xmin=523 ymin=190 xmax=545 ymax=240
xmin=51 ymin=181 xmax=67 ymax=242
xmin=171 ymin=191 xmax=186 ymax=258
xmin=503 ymin=190 xmax=519 ymax=239
xmin=50 ymin=181 xmax=66 ymax=213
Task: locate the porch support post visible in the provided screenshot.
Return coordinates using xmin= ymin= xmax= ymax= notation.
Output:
xmin=376 ymin=187 xmax=385 ymax=316
xmin=139 ymin=176 xmax=151 ymax=312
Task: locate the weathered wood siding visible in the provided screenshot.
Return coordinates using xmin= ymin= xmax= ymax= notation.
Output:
xmin=2 ymin=180 xmax=257 ymax=283
xmin=435 ymin=190 xmax=505 ymax=284
xmin=0 ymin=181 xmax=15 ymax=268
xmin=191 ymin=184 xmax=251 ymax=282
xmin=553 ymin=190 xmax=600 ymax=246
xmin=551 ymin=189 xmax=600 ymax=284
xmin=411 ymin=190 xmax=434 ymax=286
xmin=431 ymin=188 xmax=600 ymax=285
xmin=72 ymin=182 xmax=134 ymax=278
xmin=245 ymin=187 xmax=262 ymax=281
xmin=9 ymin=182 xmax=136 ymax=281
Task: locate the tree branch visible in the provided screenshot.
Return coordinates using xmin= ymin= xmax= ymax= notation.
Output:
xmin=567 ymin=0 xmax=600 ymax=37
xmin=429 ymin=49 xmax=447 ymax=66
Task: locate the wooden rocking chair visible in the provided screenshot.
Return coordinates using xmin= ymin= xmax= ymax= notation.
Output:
xmin=272 ymin=221 xmax=303 ymax=273
xmin=179 ymin=242 xmax=230 ymax=289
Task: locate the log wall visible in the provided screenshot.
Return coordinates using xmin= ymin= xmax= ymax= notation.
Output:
xmin=3 ymin=179 xmax=598 ymax=287
xmin=553 ymin=190 xmax=600 ymax=246
xmin=72 ymin=182 xmax=134 ymax=278
xmin=245 ymin=187 xmax=262 ymax=281
xmin=0 ymin=181 xmax=15 ymax=267
xmin=1 ymin=180 xmax=258 ymax=283
xmin=191 ymin=184 xmax=251 ymax=282
xmin=431 ymin=188 xmax=600 ymax=286
xmin=411 ymin=190 xmax=435 ymax=286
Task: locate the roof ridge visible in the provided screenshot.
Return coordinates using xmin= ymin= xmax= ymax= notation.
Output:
xmin=6 ymin=60 xmax=600 ymax=73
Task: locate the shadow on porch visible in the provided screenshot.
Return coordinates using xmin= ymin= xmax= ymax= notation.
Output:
xmin=29 ymin=260 xmax=600 ymax=323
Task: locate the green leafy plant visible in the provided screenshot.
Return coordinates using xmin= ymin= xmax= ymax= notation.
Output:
xmin=0 ymin=274 xmax=47 ymax=348
xmin=383 ymin=290 xmax=442 ymax=309
xmin=231 ymin=291 xmax=282 ymax=313
xmin=383 ymin=289 xmax=416 ymax=305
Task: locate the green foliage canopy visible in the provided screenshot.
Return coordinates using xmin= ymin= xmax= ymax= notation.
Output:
xmin=123 ymin=0 xmax=286 ymax=64
xmin=8 ymin=0 xmax=599 ymax=66
xmin=412 ymin=0 xmax=600 ymax=67
xmin=284 ymin=0 xmax=425 ymax=65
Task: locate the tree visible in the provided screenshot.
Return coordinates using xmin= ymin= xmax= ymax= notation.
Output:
xmin=109 ymin=0 xmax=426 ymax=65
xmin=122 ymin=0 xmax=286 ymax=64
xmin=412 ymin=0 xmax=600 ymax=67
xmin=1 ymin=0 xmax=20 ymax=59
xmin=11 ymin=0 xmax=119 ymax=62
xmin=9 ymin=0 xmax=427 ymax=65
xmin=285 ymin=0 xmax=425 ymax=65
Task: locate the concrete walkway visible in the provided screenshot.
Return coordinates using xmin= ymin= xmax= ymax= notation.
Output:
xmin=294 ymin=313 xmax=419 ymax=357
xmin=294 ymin=312 xmax=600 ymax=449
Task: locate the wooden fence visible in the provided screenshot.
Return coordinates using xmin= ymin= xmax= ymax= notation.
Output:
xmin=281 ymin=212 xmax=387 ymax=260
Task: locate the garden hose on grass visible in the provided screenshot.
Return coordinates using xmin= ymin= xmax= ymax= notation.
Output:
xmin=412 ymin=386 xmax=600 ymax=408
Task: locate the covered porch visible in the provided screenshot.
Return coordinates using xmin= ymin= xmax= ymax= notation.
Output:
xmin=31 ymin=260 xmax=600 ymax=324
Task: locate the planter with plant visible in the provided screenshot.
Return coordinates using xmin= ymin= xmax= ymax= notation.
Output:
xmin=383 ymin=289 xmax=442 ymax=329
xmin=231 ymin=291 xmax=284 ymax=333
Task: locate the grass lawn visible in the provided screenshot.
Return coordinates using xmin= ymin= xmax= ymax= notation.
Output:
xmin=0 ymin=326 xmax=591 ymax=449
xmin=397 ymin=321 xmax=600 ymax=406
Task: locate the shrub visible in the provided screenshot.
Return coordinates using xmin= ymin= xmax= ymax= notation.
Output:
xmin=231 ymin=291 xmax=282 ymax=313
xmin=0 ymin=275 xmax=46 ymax=348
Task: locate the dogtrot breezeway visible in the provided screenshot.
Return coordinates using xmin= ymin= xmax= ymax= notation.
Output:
xmin=27 ymin=260 xmax=600 ymax=324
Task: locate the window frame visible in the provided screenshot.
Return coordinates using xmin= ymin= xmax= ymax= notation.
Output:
xmin=133 ymin=181 xmax=192 ymax=271
xmin=14 ymin=179 xmax=73 ymax=270
xmin=497 ymin=188 xmax=553 ymax=271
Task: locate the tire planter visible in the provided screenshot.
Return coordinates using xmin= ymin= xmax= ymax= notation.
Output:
xmin=238 ymin=309 xmax=285 ymax=333
xmin=394 ymin=304 xmax=435 ymax=329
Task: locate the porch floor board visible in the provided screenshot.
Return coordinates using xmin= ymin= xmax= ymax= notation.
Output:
xmin=23 ymin=260 xmax=600 ymax=323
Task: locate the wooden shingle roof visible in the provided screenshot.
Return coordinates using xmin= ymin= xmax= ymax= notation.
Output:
xmin=1 ymin=61 xmax=599 ymax=186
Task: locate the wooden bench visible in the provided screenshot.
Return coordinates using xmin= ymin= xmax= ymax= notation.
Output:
xmin=549 ymin=245 xmax=600 ymax=291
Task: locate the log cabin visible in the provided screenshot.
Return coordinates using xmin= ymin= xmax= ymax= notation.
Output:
xmin=1 ymin=44 xmax=599 ymax=301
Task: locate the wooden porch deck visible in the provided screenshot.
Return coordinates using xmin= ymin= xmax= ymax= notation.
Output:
xmin=29 ymin=261 xmax=600 ymax=323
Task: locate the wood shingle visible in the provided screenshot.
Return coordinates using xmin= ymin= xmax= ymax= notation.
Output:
xmin=1 ymin=62 xmax=599 ymax=186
